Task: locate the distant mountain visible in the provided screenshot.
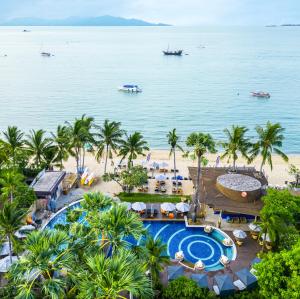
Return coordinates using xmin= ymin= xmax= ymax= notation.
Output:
xmin=0 ymin=15 xmax=170 ymax=26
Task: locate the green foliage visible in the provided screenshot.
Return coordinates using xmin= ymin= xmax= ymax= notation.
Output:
xmin=256 ymin=240 xmax=300 ymax=299
xmin=118 ymin=192 xmax=189 ymax=203
xmin=288 ymin=164 xmax=300 ymax=186
xmin=228 ymin=289 xmax=260 ymax=299
xmin=162 ymin=277 xmax=215 ymax=299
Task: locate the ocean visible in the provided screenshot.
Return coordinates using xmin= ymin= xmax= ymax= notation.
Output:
xmin=0 ymin=26 xmax=299 ymax=152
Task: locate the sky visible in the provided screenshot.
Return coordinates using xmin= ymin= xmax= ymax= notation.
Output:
xmin=0 ymin=0 xmax=299 ymax=25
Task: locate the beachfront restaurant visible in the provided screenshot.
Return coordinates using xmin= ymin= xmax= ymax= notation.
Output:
xmin=31 ymin=170 xmax=66 ymax=212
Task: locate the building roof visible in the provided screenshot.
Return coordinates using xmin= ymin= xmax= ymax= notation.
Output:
xmin=31 ymin=170 xmax=66 ymax=197
xmin=188 ymin=167 xmax=267 ymax=216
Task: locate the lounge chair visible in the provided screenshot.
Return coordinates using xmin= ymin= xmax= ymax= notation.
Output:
xmin=213 ymin=285 xmax=220 ymax=295
xmin=233 ymin=280 xmax=246 ymax=290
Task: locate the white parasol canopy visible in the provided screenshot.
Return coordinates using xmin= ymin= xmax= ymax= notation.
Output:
xmin=0 ymin=256 xmax=18 ymax=272
xmin=155 ymin=174 xmax=167 ymax=181
xmin=176 ymin=202 xmax=190 ymax=212
xmin=233 ymin=229 xmax=247 ymax=239
xmin=0 ymin=242 xmax=10 ymax=257
xmin=161 ymin=202 xmax=175 ymax=212
xmin=132 ymin=202 xmax=146 ymax=211
xmin=120 ymin=202 xmax=132 ymax=211
xmin=149 ymin=161 xmax=160 ymax=168
xmin=194 ymin=260 xmax=205 ymax=270
xmin=159 ymin=162 xmax=169 ymax=168
xmin=260 ymin=233 xmax=271 ymax=242
xmin=248 ymin=222 xmax=261 ymax=232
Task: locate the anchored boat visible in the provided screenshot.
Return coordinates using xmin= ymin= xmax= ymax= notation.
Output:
xmin=118 ymin=85 xmax=142 ymax=93
xmin=163 ymin=49 xmax=183 ymax=56
xmin=251 ymin=91 xmax=270 ymax=98
xmin=41 ymin=52 xmax=52 ymax=57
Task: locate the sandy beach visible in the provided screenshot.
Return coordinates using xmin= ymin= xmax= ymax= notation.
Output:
xmin=62 ymin=150 xmax=300 ymax=195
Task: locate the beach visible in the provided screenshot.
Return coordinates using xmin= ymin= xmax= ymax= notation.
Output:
xmin=63 ymin=150 xmax=300 ymax=195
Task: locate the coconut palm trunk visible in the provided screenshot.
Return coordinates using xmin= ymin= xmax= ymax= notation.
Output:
xmin=8 ymin=235 xmax=13 ymax=263
xmin=173 ymin=147 xmax=177 ymax=185
xmin=104 ymin=144 xmax=109 ymax=174
xmin=195 ymin=153 xmax=202 ymax=214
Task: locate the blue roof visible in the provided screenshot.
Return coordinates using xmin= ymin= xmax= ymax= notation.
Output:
xmin=235 ymin=268 xmax=257 ymax=288
xmin=191 ymin=273 xmax=209 ymax=288
xmin=167 ymin=266 xmax=184 ymax=281
xmin=214 ymin=274 xmax=235 ymax=295
xmin=251 ymin=257 xmax=261 ymax=266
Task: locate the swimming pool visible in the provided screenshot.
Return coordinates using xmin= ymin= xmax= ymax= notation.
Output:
xmin=45 ymin=201 xmax=235 ymax=271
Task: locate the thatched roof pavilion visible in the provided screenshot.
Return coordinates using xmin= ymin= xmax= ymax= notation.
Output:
xmin=188 ymin=167 xmax=268 ymax=216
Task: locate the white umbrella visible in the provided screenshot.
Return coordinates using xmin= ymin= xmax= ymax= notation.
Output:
xmin=176 ymin=202 xmax=190 ymax=213
xmin=248 ymin=223 xmax=261 ymax=232
xmin=159 ymin=162 xmax=169 ymax=168
xmin=15 ymin=231 xmax=27 ymax=239
xmin=175 ymin=251 xmax=184 ymax=261
xmin=0 ymin=256 xmax=18 ymax=272
xmin=19 ymin=225 xmax=36 ymax=232
xmin=150 ymin=161 xmax=159 ymax=168
xmin=155 ymin=174 xmax=167 ymax=181
xmin=132 ymin=202 xmax=146 ymax=211
xmin=120 ymin=202 xmax=132 ymax=211
xmin=161 ymin=202 xmax=175 ymax=212
xmin=0 ymin=242 xmax=10 ymax=256
xmin=233 ymin=229 xmax=247 ymax=239
xmin=141 ymin=160 xmax=148 ymax=167
xmin=261 ymin=233 xmax=271 ymax=242
xmin=194 ymin=260 xmax=205 ymax=270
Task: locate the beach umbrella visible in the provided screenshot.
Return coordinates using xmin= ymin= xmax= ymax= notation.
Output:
xmin=176 ymin=202 xmax=190 ymax=213
xmin=233 ymin=229 xmax=247 ymax=239
xmin=167 ymin=265 xmax=184 ymax=281
xmin=248 ymin=222 xmax=261 ymax=232
xmin=235 ymin=268 xmax=257 ymax=290
xmin=250 ymin=257 xmax=261 ymax=267
xmin=0 ymin=242 xmax=10 ymax=257
xmin=141 ymin=160 xmax=148 ymax=167
xmin=150 ymin=161 xmax=159 ymax=169
xmin=191 ymin=273 xmax=209 ymax=288
xmin=161 ymin=202 xmax=175 ymax=212
xmin=194 ymin=260 xmax=205 ymax=271
xmin=132 ymin=202 xmax=146 ymax=211
xmin=159 ymin=162 xmax=169 ymax=168
xmin=214 ymin=274 xmax=235 ymax=297
xmin=0 ymin=256 xmax=18 ymax=273
xmin=176 ymin=175 xmax=183 ymax=180
xmin=155 ymin=174 xmax=167 ymax=181
xmin=120 ymin=202 xmax=132 ymax=211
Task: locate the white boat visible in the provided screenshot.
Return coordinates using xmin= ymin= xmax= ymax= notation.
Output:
xmin=41 ymin=52 xmax=52 ymax=57
xmin=118 ymin=84 xmax=142 ymax=93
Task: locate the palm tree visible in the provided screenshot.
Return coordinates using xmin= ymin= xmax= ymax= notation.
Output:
xmin=81 ymin=192 xmax=113 ymax=211
xmin=66 ymin=114 xmax=94 ymax=173
xmin=9 ymin=229 xmax=74 ymax=298
xmin=0 ymin=170 xmax=25 ymax=202
xmin=2 ymin=126 xmax=24 ymax=166
xmin=186 ymin=132 xmax=217 ymax=216
xmin=75 ymin=249 xmax=153 ymax=299
xmin=119 ymin=132 xmax=149 ymax=167
xmin=94 ymin=119 xmax=124 ymax=174
xmin=0 ymin=202 xmax=27 ymax=263
xmin=25 ymin=129 xmax=52 ymax=168
xmin=141 ymin=236 xmax=170 ymax=287
xmin=93 ymin=204 xmax=145 ymax=253
xmin=50 ymin=125 xmax=70 ymax=170
xmin=221 ymin=125 xmax=251 ymax=171
xmin=167 ymin=128 xmax=184 ymax=184
xmin=250 ymin=122 xmax=288 ymax=173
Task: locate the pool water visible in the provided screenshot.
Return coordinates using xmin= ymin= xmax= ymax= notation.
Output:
xmin=46 ymin=203 xmax=234 ymax=271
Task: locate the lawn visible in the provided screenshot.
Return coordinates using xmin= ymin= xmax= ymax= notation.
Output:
xmin=118 ymin=192 xmax=191 ymax=203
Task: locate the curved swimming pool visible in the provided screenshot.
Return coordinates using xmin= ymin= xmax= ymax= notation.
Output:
xmin=45 ymin=201 xmax=235 ymax=272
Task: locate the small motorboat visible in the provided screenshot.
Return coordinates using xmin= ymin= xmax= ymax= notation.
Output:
xmin=41 ymin=52 xmax=52 ymax=57
xmin=163 ymin=50 xmax=183 ymax=56
xmin=118 ymin=84 xmax=142 ymax=93
xmin=251 ymin=91 xmax=270 ymax=98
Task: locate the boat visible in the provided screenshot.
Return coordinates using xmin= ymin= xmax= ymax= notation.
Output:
xmin=41 ymin=52 xmax=52 ymax=57
xmin=118 ymin=85 xmax=142 ymax=93
xmin=251 ymin=91 xmax=270 ymax=98
xmin=163 ymin=49 xmax=183 ymax=56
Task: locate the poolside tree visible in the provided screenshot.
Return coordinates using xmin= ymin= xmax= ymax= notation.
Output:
xmin=9 ymin=229 xmax=74 ymax=299
xmin=94 ymin=119 xmax=124 ymax=174
xmin=250 ymin=121 xmax=288 ymax=174
xmin=220 ymin=125 xmax=251 ymax=171
xmin=288 ymin=164 xmax=300 ymax=186
xmin=50 ymin=125 xmax=70 ymax=170
xmin=74 ymin=249 xmax=153 ymax=299
xmin=119 ymin=132 xmax=149 ymax=167
xmin=66 ymin=114 xmax=94 ymax=174
xmin=167 ymin=128 xmax=184 ymax=184
xmin=186 ymin=132 xmax=217 ymax=216
xmin=2 ymin=126 xmax=25 ymax=167
xmin=141 ymin=236 xmax=170 ymax=288
xmin=0 ymin=170 xmax=25 ymax=202
xmin=25 ymin=129 xmax=52 ymax=168
xmin=0 ymin=202 xmax=28 ymax=263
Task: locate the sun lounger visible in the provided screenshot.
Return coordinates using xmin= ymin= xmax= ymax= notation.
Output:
xmin=233 ymin=217 xmax=240 ymax=224
xmin=213 ymin=285 xmax=220 ymax=295
xmin=240 ymin=217 xmax=247 ymax=223
xmin=233 ymin=280 xmax=246 ymax=290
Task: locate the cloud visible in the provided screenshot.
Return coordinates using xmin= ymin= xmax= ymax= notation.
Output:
xmin=0 ymin=0 xmax=299 ymax=25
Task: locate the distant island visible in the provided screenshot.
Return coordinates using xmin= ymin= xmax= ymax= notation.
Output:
xmin=281 ymin=24 xmax=300 ymax=27
xmin=0 ymin=15 xmax=170 ymax=26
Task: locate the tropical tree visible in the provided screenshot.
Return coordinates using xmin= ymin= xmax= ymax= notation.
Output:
xmin=119 ymin=132 xmax=149 ymax=167
xmin=141 ymin=236 xmax=170 ymax=287
xmin=9 ymin=229 xmax=74 ymax=299
xmin=94 ymin=119 xmax=124 ymax=174
xmin=0 ymin=202 xmax=27 ymax=263
xmin=25 ymin=129 xmax=52 ymax=168
xmin=2 ymin=126 xmax=25 ymax=167
xmin=81 ymin=191 xmax=113 ymax=211
xmin=250 ymin=121 xmax=288 ymax=173
xmin=0 ymin=170 xmax=25 ymax=202
xmin=288 ymin=164 xmax=300 ymax=186
xmin=186 ymin=132 xmax=217 ymax=216
xmin=50 ymin=125 xmax=70 ymax=170
xmin=66 ymin=114 xmax=94 ymax=174
xmin=220 ymin=125 xmax=251 ymax=171
xmin=167 ymin=128 xmax=184 ymax=184
xmin=75 ymin=249 xmax=153 ymax=299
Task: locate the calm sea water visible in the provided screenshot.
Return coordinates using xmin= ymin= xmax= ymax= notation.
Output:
xmin=0 ymin=26 xmax=299 ymax=152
